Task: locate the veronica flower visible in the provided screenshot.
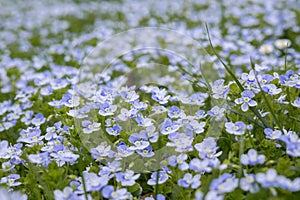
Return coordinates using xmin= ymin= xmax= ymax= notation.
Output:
xmin=195 ymin=137 xmax=222 ymax=159
xmin=189 ymin=158 xmax=211 ymax=173
xmin=28 ymin=152 xmax=50 ymax=166
xmin=116 ymin=170 xmax=140 ymax=186
xmin=168 ymin=106 xmax=183 ymax=118
xmin=235 ymin=90 xmax=257 ymax=112
xmin=81 ymin=120 xmax=100 ymax=134
xmin=160 ymin=118 xmax=180 ymax=135
xmin=0 ymin=187 xmax=27 ymax=200
xmin=90 ymin=142 xmax=115 ymax=160
xmin=151 ymin=87 xmax=170 ymax=104
xmin=256 ymin=168 xmax=278 ymax=188
xmin=241 ymin=149 xmax=265 ymax=165
xmin=21 ymin=110 xmax=34 ymax=125
xmin=186 ymin=120 xmax=206 ymax=134
xmin=119 ymin=90 xmax=139 ymax=102
xmin=50 ymin=78 xmax=69 ymax=90
xmin=132 ymin=100 xmax=148 ymax=110
xmin=116 ymin=142 xmax=134 ymax=157
xmin=51 ymin=149 xmax=80 ymax=166
xmin=225 ymin=121 xmax=247 ymax=135
xmin=135 ymin=116 xmax=153 ymax=127
xmin=0 ymin=174 xmax=21 ymax=187
xmin=144 ymin=194 xmax=165 ymax=200
xmin=147 ymin=170 xmax=169 ymax=185
xmin=240 ymin=172 xmax=259 ymax=193
xmin=264 ymin=128 xmax=282 ymax=140
xmin=178 ymin=173 xmax=201 ymax=189
xmin=54 ymin=186 xmax=86 ymax=200
xmin=211 ymin=79 xmax=229 ymax=99
xmin=168 ymin=154 xmax=189 ymax=170
xmin=40 ymin=85 xmax=53 ymax=96
xmin=101 ymin=185 xmax=131 ymax=200
xmin=98 ymin=102 xmax=117 ymax=116
xmin=262 ymin=84 xmax=282 ymax=95
xmin=83 ymin=171 xmax=108 ymax=192
xmin=140 ymin=126 xmax=159 ymax=143
xmin=106 ymin=124 xmax=122 ymax=136
xmin=136 ymin=145 xmax=155 ymax=157
xmin=128 ymin=132 xmax=149 ymax=150
xmin=17 ymin=127 xmax=44 ymax=144
xmin=117 ymin=108 xmax=138 ymax=121
xmin=291 ymin=98 xmax=300 ymax=108
xmin=207 ymin=106 xmax=226 ymax=121
xmin=209 ymin=173 xmax=238 ymax=194
xmin=30 ymin=113 xmax=46 ymax=126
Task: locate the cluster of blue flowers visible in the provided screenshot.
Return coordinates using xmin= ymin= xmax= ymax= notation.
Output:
xmin=0 ymin=0 xmax=299 ymax=199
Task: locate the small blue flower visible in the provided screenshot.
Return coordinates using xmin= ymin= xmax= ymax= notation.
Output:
xmin=211 ymin=79 xmax=229 ymax=99
xmin=241 ymin=149 xmax=265 ymax=165
xmin=160 ymin=118 xmax=180 ymax=135
xmin=102 ymin=185 xmax=131 ymax=200
xmin=136 ymin=145 xmax=155 ymax=157
xmin=115 ymin=170 xmax=140 ymax=186
xmin=207 ymin=106 xmax=226 ymax=121
xmin=264 ymin=128 xmax=282 ymax=140
xmin=189 ymin=158 xmax=211 ymax=173
xmin=262 ymin=84 xmax=282 ymax=95
xmin=168 ymin=106 xmax=183 ymax=118
xmin=98 ymin=102 xmax=117 ymax=116
xmin=106 ymin=124 xmax=122 ymax=136
xmin=256 ymin=168 xmax=278 ymax=188
xmin=90 ymin=142 xmax=115 ymax=160
xmin=178 ymin=173 xmax=201 ymax=189
xmin=83 ymin=171 xmax=108 ymax=192
xmin=194 ymin=137 xmax=221 ymax=159
xmin=0 ymin=174 xmax=21 ymax=187
xmin=28 ymin=152 xmax=50 ymax=166
xmin=292 ymin=97 xmax=300 ymax=108
xmin=116 ymin=142 xmax=134 ymax=157
xmin=210 ymin=173 xmax=238 ymax=194
xmin=168 ymin=154 xmax=189 ymax=170
xmin=81 ymin=120 xmax=101 ymax=134
xmin=147 ymin=170 xmax=169 ymax=185
xmin=240 ymin=172 xmax=259 ymax=193
xmin=235 ymin=90 xmax=257 ymax=112
xmin=135 ymin=116 xmax=153 ymax=127
xmin=151 ymin=87 xmax=170 ymax=104
xmin=225 ymin=121 xmax=247 ymax=135
xmin=128 ymin=133 xmax=149 ymax=150
xmin=144 ymin=194 xmax=165 ymax=200
xmin=120 ymin=90 xmax=139 ymax=102
xmin=17 ymin=127 xmax=44 ymax=144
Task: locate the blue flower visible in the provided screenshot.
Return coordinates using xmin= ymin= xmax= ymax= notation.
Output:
xmin=144 ymin=194 xmax=165 ymax=200
xmin=209 ymin=173 xmax=238 ymax=194
xmin=102 ymin=185 xmax=131 ymax=200
xmin=0 ymin=187 xmax=27 ymax=200
xmin=0 ymin=174 xmax=21 ymax=187
xmin=178 ymin=173 xmax=201 ymax=189
xmin=211 ymin=79 xmax=229 ymax=99
xmin=106 ymin=124 xmax=122 ymax=136
xmin=28 ymin=152 xmax=50 ymax=166
xmin=128 ymin=133 xmax=149 ymax=150
xmin=262 ymin=84 xmax=282 ymax=95
xmin=186 ymin=120 xmax=206 ymax=134
xmin=54 ymin=186 xmax=89 ymax=200
xmin=116 ymin=142 xmax=134 ymax=157
xmin=81 ymin=120 xmax=101 ymax=134
xmin=168 ymin=154 xmax=189 ymax=170
xmin=292 ymin=97 xmax=300 ymax=108
xmin=160 ymin=118 xmax=180 ymax=135
xmin=17 ymin=127 xmax=44 ymax=144
xmin=279 ymin=133 xmax=300 ymax=157
xmin=207 ymin=106 xmax=226 ymax=121
xmin=135 ymin=116 xmax=153 ymax=127
xmin=116 ymin=170 xmax=140 ymax=186
xmin=256 ymin=168 xmax=278 ymax=188
xmin=225 ymin=121 xmax=247 ymax=135
xmin=98 ymin=102 xmax=117 ymax=116
xmin=240 ymin=172 xmax=259 ymax=193
xmin=90 ymin=142 xmax=115 ymax=160
xmin=136 ymin=145 xmax=155 ymax=157
xmin=151 ymin=87 xmax=170 ymax=104
xmin=120 ymin=90 xmax=139 ymax=102
xmin=235 ymin=90 xmax=257 ymax=112
xmin=147 ymin=170 xmax=169 ymax=185
xmin=168 ymin=106 xmax=183 ymax=118
xmin=241 ymin=149 xmax=265 ymax=165
xmin=194 ymin=137 xmax=221 ymax=159
xmin=264 ymin=128 xmax=282 ymax=140
xmin=189 ymin=158 xmax=211 ymax=173
xmin=83 ymin=171 xmax=108 ymax=192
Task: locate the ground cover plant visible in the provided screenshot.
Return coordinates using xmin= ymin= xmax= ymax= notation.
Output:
xmin=0 ymin=0 xmax=300 ymax=199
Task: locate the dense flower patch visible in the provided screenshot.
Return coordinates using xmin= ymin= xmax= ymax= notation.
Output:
xmin=0 ymin=0 xmax=299 ymax=199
